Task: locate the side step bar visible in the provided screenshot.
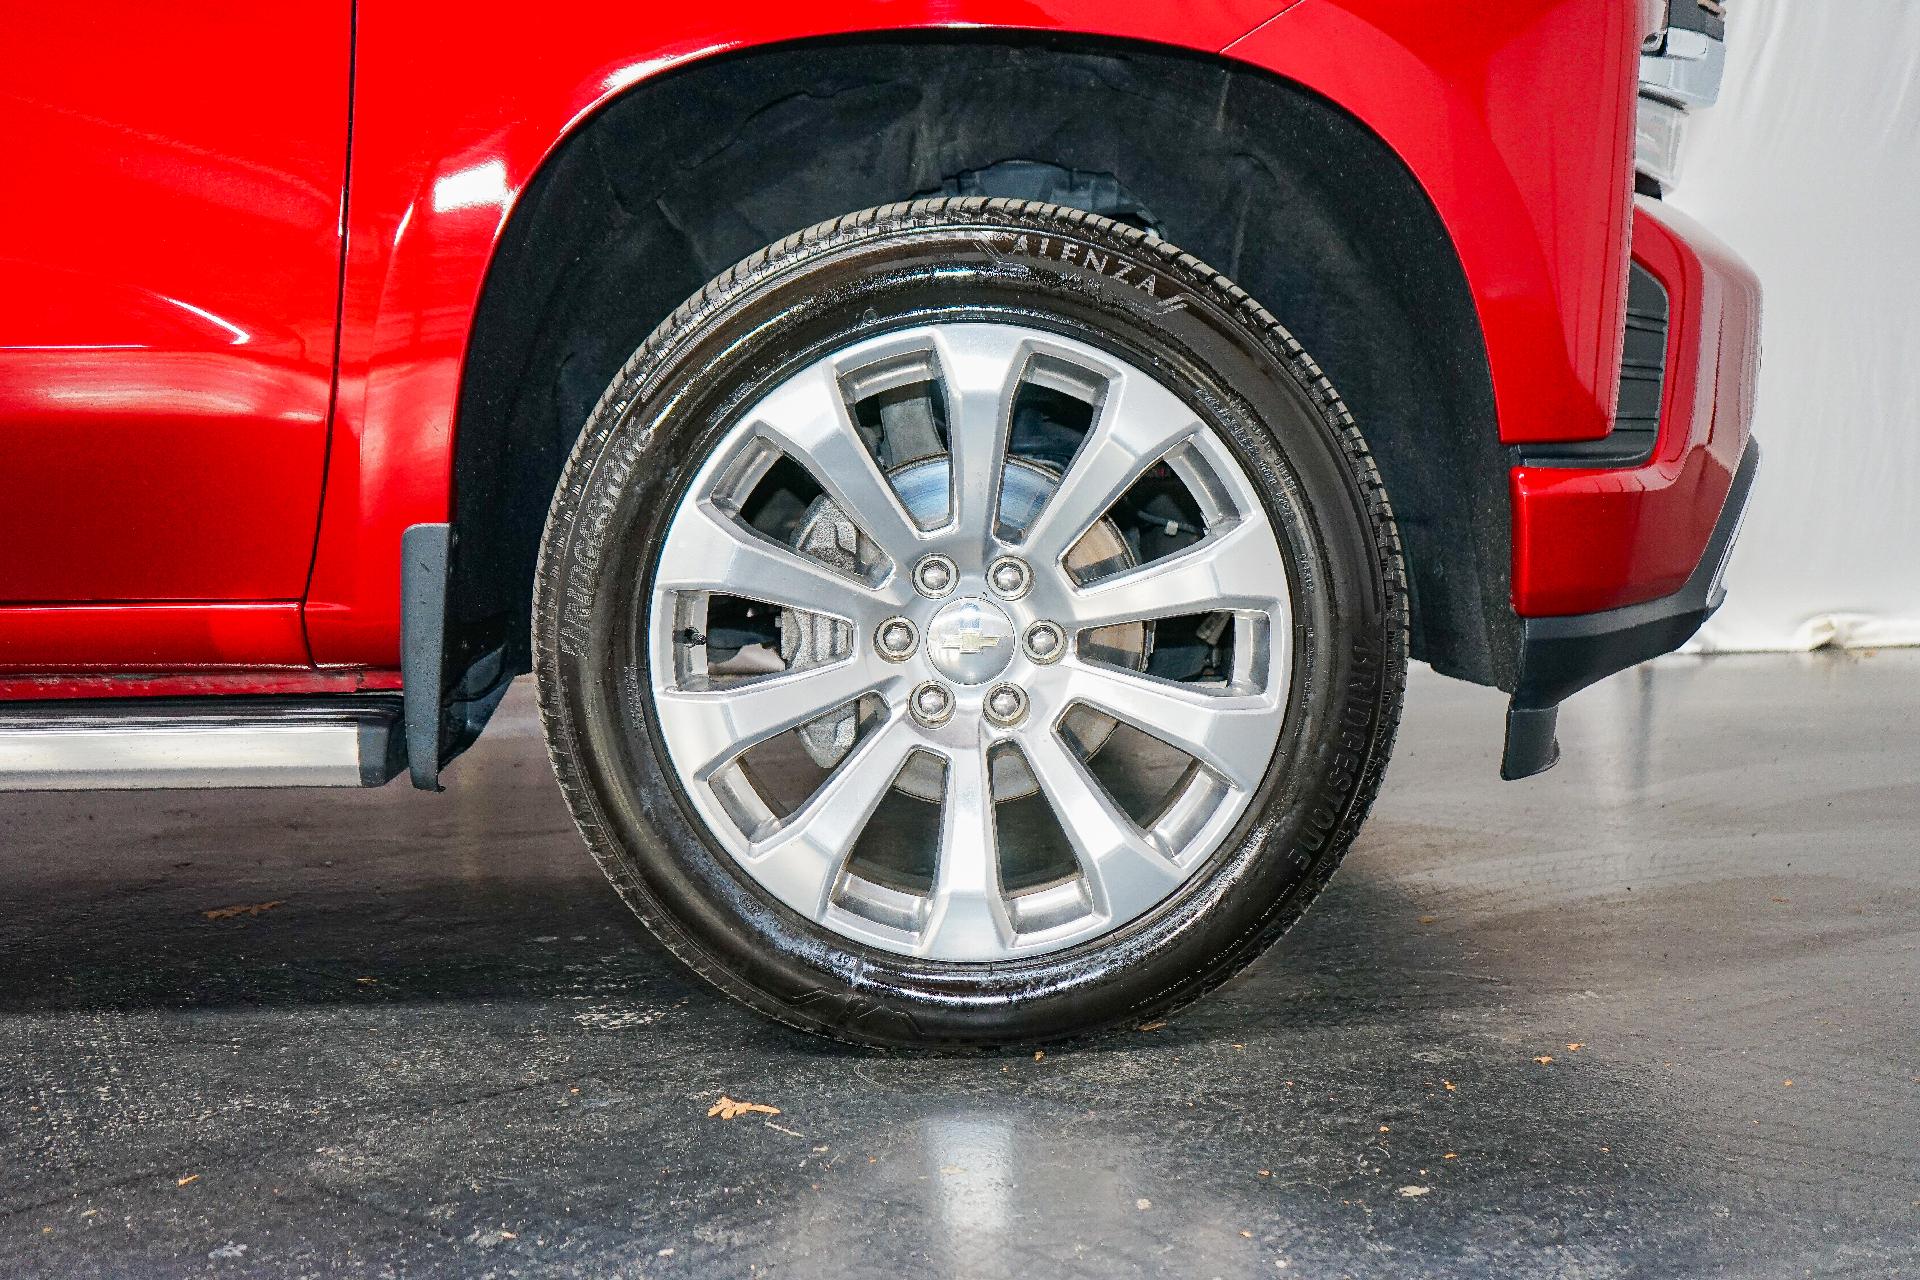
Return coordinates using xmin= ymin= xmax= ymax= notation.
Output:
xmin=0 ymin=698 xmax=405 ymax=791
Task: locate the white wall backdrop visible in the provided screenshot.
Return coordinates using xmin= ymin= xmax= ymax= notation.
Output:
xmin=1671 ymin=0 xmax=1920 ymax=650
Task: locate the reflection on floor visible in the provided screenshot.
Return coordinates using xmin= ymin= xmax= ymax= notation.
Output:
xmin=1 ymin=652 xmax=1915 ymax=1277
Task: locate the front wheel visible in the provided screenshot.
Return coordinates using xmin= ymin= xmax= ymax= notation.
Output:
xmin=535 ymin=199 xmax=1405 ymax=1046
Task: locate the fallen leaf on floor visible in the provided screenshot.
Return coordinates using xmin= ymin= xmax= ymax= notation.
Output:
xmin=708 ymin=1096 xmax=780 ymax=1120
xmin=176 ymin=1174 xmax=199 ymax=1187
xmin=1534 ymin=1055 xmax=1555 ymax=1064
xmin=1417 ymin=915 xmax=1438 ymax=925
xmin=1782 ymin=1079 xmax=1794 ymax=1087
xmin=1443 ymin=1153 xmax=1457 ymax=1160
xmin=202 ymin=901 xmax=284 ymax=921
xmin=1397 ymin=1185 xmax=1430 ymax=1198
xmin=1034 ymin=1051 xmax=1045 ymax=1061
xmin=1240 ymin=1230 xmax=1253 ymax=1238
xmin=1566 ymin=1043 xmax=1584 ymax=1052
xmin=1258 ymin=1170 xmax=1271 ymax=1177
xmin=1138 ymin=1021 xmax=1168 ymax=1032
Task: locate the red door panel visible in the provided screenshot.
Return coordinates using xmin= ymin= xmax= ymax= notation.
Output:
xmin=0 ymin=3 xmax=349 ymax=603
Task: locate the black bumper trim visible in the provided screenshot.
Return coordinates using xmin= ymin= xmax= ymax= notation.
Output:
xmin=1500 ymin=438 xmax=1760 ymax=780
xmin=1520 ymin=263 xmax=1671 ymax=470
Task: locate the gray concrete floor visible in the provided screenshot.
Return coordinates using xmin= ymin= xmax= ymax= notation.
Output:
xmin=1 ymin=652 xmax=1916 ymax=1278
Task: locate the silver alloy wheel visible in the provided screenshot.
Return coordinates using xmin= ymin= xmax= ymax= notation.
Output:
xmin=649 ymin=323 xmax=1292 ymax=962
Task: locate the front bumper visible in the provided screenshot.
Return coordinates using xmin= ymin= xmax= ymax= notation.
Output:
xmin=1500 ymin=198 xmax=1762 ymax=779
xmin=1502 ymin=439 xmax=1757 ymax=779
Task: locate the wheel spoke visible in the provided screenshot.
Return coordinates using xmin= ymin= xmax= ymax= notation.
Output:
xmin=657 ymin=659 xmax=883 ymax=779
xmin=1017 ymin=369 xmax=1202 ymax=563
xmin=1020 ymin=729 xmax=1184 ymax=923
xmin=1061 ymin=662 xmax=1279 ymax=793
xmin=1066 ymin=518 xmax=1287 ymax=630
xmin=744 ymin=715 xmax=919 ymax=918
xmin=658 ymin=500 xmax=889 ymax=620
xmin=918 ymin=744 xmax=1014 ymax=959
xmin=752 ymin=362 xmax=924 ymax=555
xmin=927 ymin=327 xmax=1024 ymax=541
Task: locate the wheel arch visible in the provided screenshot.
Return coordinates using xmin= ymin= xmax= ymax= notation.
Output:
xmin=442 ymin=34 xmax=1519 ymax=694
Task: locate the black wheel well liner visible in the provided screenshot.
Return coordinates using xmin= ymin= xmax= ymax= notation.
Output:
xmin=447 ymin=33 xmax=1519 ymax=692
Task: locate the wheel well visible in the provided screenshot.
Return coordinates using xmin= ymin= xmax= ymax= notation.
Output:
xmin=448 ymin=34 xmax=1518 ymax=691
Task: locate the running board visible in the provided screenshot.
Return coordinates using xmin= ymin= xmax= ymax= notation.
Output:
xmin=0 ymin=698 xmax=405 ymax=791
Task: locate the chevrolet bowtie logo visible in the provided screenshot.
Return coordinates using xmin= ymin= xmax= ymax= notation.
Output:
xmin=940 ymin=625 xmax=1006 ymax=657
xmin=925 ymin=598 xmax=1017 ymax=683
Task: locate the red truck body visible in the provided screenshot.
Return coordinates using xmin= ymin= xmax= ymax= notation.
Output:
xmin=0 ymin=0 xmax=1758 ymax=748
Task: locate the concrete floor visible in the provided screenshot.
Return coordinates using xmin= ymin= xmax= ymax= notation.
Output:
xmin=0 ymin=652 xmax=1915 ymax=1278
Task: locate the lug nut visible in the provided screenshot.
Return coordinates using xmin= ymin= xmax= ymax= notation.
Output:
xmin=984 ymin=683 xmax=1029 ymax=726
xmin=911 ymin=681 xmax=955 ymax=727
xmin=1022 ymin=620 xmax=1065 ymax=664
xmin=987 ymin=555 xmax=1032 ymax=600
xmin=875 ymin=616 xmax=918 ymax=662
xmin=913 ymin=554 xmax=957 ymax=598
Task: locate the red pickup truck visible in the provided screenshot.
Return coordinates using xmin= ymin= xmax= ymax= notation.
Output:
xmin=0 ymin=1 xmax=1758 ymax=1044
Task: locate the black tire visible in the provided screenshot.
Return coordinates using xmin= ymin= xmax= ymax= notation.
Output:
xmin=534 ymin=198 xmax=1405 ymax=1047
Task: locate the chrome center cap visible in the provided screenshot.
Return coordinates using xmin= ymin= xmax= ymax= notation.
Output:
xmin=924 ymin=596 xmax=1016 ymax=686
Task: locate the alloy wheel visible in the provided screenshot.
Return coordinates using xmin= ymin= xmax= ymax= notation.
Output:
xmin=648 ymin=322 xmax=1293 ymax=961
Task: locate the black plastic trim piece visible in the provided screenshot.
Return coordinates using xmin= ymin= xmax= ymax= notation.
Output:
xmin=1500 ymin=438 xmax=1760 ymax=780
xmin=1521 ymin=263 xmax=1669 ymax=469
xmin=442 ymin=643 xmax=513 ymax=771
xmin=401 ymin=523 xmax=452 ymax=790
xmin=402 ymin=522 xmax=515 ymax=792
xmin=1500 ymin=706 xmax=1561 ymax=782
xmin=359 ymin=705 xmax=409 ymax=788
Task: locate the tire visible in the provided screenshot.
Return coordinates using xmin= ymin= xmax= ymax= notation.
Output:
xmin=534 ymin=198 xmax=1405 ymax=1047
